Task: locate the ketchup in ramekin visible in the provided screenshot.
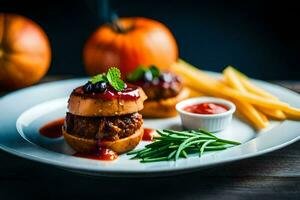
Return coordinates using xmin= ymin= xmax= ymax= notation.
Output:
xmin=176 ymin=97 xmax=236 ymax=132
xmin=183 ymin=102 xmax=228 ymax=115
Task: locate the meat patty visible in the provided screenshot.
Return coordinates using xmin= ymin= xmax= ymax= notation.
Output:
xmin=65 ymin=112 xmax=143 ymax=141
xmin=133 ymin=73 xmax=183 ymax=100
xmin=142 ymin=82 xmax=183 ymax=100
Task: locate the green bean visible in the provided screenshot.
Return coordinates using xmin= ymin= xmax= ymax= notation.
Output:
xmin=127 ymin=148 xmax=148 ymax=155
xmin=168 ymin=150 xmax=177 ymax=160
xmin=163 ymin=129 xmax=197 ymax=137
xmin=182 ymin=150 xmax=188 ymax=158
xmin=175 ymin=136 xmax=200 ymax=160
xmin=129 ymin=128 xmax=240 ymax=163
xmin=138 ymin=144 xmax=172 ymax=158
xmin=157 ymin=130 xmax=190 ymax=139
xmin=141 ymin=157 xmax=169 ymax=163
xmin=199 ymin=140 xmax=216 ymax=157
xmin=205 ymin=146 xmax=228 ymax=151
xmin=145 ymin=140 xmax=170 ymax=148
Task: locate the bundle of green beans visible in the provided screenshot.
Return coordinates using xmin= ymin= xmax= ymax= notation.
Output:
xmin=127 ymin=129 xmax=240 ymax=163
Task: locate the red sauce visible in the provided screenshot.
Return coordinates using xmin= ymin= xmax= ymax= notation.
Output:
xmin=184 ymin=102 xmax=228 ymax=115
xmin=73 ymin=147 xmax=118 ymax=161
xmin=39 ymin=118 xmax=64 ymax=138
xmin=40 ymin=119 xmax=118 ymax=161
xmin=143 ymin=128 xmax=155 ymax=141
xmin=134 ymin=73 xmax=181 ymax=90
xmin=73 ymin=84 xmax=140 ymax=101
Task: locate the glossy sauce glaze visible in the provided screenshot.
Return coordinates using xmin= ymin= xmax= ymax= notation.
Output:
xmin=40 ymin=118 xmax=118 ymax=161
xmin=142 ymin=128 xmax=155 ymax=141
xmin=73 ymin=147 xmax=118 ymax=161
xmin=73 ymin=84 xmax=140 ymax=101
xmin=39 ymin=118 xmax=64 ymax=138
xmin=134 ymin=72 xmax=181 ymax=90
xmin=184 ymin=102 xmax=228 ymax=115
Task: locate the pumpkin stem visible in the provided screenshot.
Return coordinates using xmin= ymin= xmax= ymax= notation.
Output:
xmin=112 ymin=20 xmax=125 ymax=33
xmin=110 ymin=12 xmax=126 ymax=33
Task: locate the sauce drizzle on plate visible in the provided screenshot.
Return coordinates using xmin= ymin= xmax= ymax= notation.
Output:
xmin=142 ymin=128 xmax=155 ymax=141
xmin=73 ymin=147 xmax=118 ymax=161
xmin=39 ymin=118 xmax=64 ymax=138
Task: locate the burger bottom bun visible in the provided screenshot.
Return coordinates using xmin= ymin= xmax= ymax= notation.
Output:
xmin=62 ymin=127 xmax=143 ymax=154
xmin=140 ymin=87 xmax=190 ymax=118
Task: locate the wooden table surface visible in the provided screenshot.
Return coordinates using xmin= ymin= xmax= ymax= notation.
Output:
xmin=0 ymin=77 xmax=300 ymax=200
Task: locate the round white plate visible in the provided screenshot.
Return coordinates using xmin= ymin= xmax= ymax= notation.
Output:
xmin=0 ymin=74 xmax=299 ymax=177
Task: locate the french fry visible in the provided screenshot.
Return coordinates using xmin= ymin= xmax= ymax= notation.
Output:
xmin=187 ymin=86 xmax=204 ymax=97
xmin=282 ymin=111 xmax=300 ymax=120
xmin=226 ymin=66 xmax=286 ymax=120
xmin=258 ymin=110 xmax=269 ymax=123
xmin=171 ymin=60 xmax=300 ymax=119
xmin=223 ymin=67 xmax=247 ymax=93
xmin=228 ymin=66 xmax=278 ymax=100
xmin=284 ymin=113 xmax=300 ymax=120
xmin=223 ymin=67 xmax=269 ymax=129
xmin=256 ymin=107 xmax=286 ymax=120
xmin=171 ymin=60 xmax=221 ymax=95
xmin=233 ymin=100 xmax=269 ymax=129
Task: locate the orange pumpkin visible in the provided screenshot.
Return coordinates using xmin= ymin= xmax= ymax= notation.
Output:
xmin=0 ymin=13 xmax=51 ymax=90
xmin=83 ymin=17 xmax=178 ymax=75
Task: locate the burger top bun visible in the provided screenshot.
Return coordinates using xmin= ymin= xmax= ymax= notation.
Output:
xmin=68 ymin=86 xmax=147 ymax=117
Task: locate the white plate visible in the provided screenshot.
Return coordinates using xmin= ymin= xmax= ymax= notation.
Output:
xmin=0 ymin=73 xmax=299 ymax=177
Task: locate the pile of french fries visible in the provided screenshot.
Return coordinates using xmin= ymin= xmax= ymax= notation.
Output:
xmin=171 ymin=59 xmax=300 ymax=130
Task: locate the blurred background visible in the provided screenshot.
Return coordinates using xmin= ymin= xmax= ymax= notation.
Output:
xmin=1 ymin=0 xmax=299 ymax=80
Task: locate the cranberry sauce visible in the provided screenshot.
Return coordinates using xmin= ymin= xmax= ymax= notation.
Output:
xmin=73 ymin=83 xmax=140 ymax=101
xmin=39 ymin=118 xmax=65 ymax=138
xmin=133 ymin=72 xmax=181 ymax=90
xmin=142 ymin=128 xmax=155 ymax=141
xmin=73 ymin=147 xmax=118 ymax=161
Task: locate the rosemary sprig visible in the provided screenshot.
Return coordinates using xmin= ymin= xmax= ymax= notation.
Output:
xmin=127 ymin=129 xmax=240 ymax=163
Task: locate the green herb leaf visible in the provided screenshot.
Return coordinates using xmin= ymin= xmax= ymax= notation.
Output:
xmin=126 ymin=65 xmax=161 ymax=82
xmin=90 ymin=73 xmax=107 ymax=84
xmin=126 ymin=66 xmax=146 ymax=82
xmin=107 ymin=67 xmax=125 ymax=91
xmin=149 ymin=65 xmax=160 ymax=78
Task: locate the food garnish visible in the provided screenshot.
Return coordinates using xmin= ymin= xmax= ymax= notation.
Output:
xmin=128 ymin=129 xmax=240 ymax=163
xmin=106 ymin=67 xmax=125 ymax=91
xmin=85 ymin=67 xmax=125 ymax=93
xmin=126 ymin=65 xmax=160 ymax=82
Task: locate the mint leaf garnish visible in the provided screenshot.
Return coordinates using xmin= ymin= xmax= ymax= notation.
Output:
xmin=90 ymin=73 xmax=107 ymax=84
xmin=149 ymin=65 xmax=160 ymax=78
xmin=107 ymin=67 xmax=125 ymax=91
xmin=88 ymin=67 xmax=125 ymax=92
xmin=126 ymin=65 xmax=161 ymax=82
xmin=126 ymin=65 xmax=146 ymax=82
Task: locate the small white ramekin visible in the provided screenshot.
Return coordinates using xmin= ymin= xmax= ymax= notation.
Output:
xmin=176 ymin=97 xmax=236 ymax=132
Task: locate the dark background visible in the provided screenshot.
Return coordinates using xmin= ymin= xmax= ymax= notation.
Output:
xmin=1 ymin=0 xmax=299 ymax=80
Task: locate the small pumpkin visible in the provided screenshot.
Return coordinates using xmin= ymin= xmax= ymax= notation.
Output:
xmin=0 ymin=13 xmax=51 ymax=90
xmin=83 ymin=17 xmax=178 ymax=76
